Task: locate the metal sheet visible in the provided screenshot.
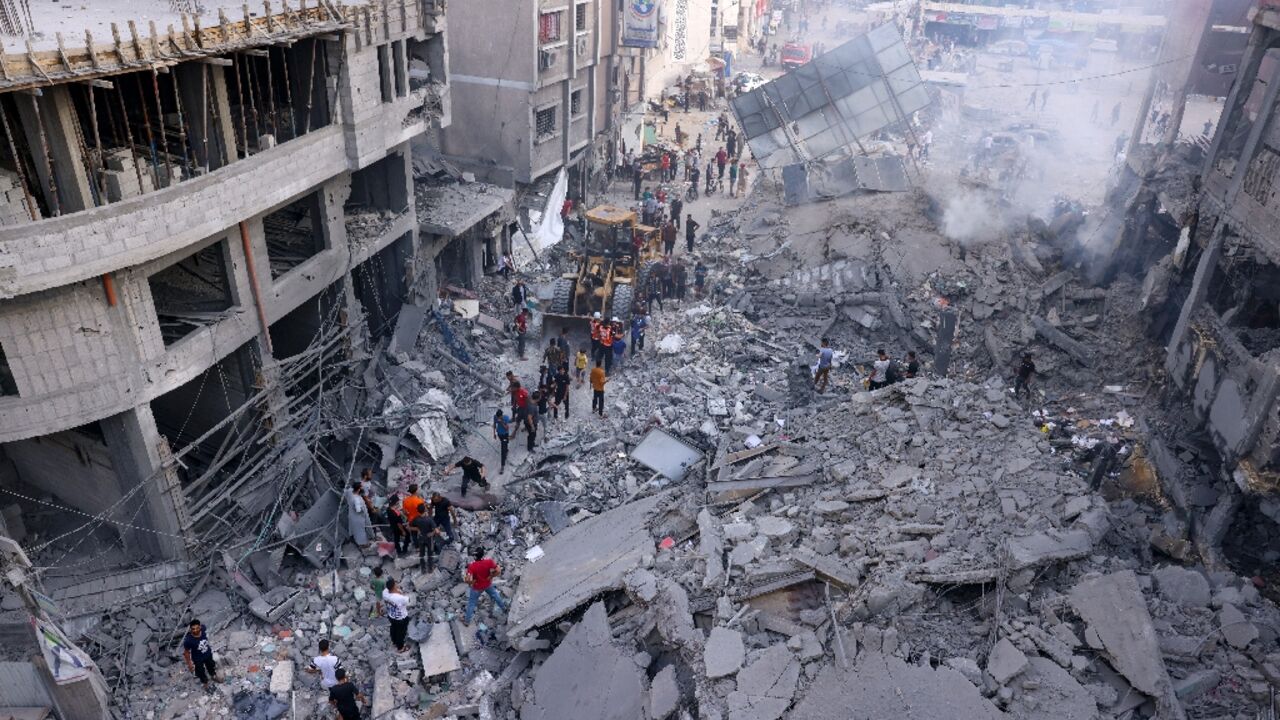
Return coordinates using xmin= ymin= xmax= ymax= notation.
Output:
xmin=850 ymin=156 xmax=911 ymax=192
xmin=732 ymin=23 xmax=930 ymax=169
xmin=630 ymin=428 xmax=705 ymax=481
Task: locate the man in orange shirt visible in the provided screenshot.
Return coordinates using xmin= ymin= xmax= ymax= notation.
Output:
xmin=590 ymin=360 xmax=609 ymax=417
xmin=403 ymin=484 xmax=426 ymax=525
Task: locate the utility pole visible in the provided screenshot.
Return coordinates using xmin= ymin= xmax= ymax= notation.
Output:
xmin=0 ymin=535 xmax=113 ymax=720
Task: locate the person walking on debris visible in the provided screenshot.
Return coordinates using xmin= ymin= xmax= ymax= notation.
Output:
xmin=444 ymin=456 xmax=490 ymax=496
xmin=591 ymin=359 xmax=609 ymax=417
xmin=463 ymin=547 xmax=508 ymax=625
xmin=729 ymin=159 xmax=739 ymax=197
xmin=905 ymin=350 xmax=920 ymax=378
xmin=705 ymin=161 xmax=716 ymax=195
xmin=383 ymin=494 xmax=410 ymax=555
xmin=612 ymin=324 xmax=627 ymax=371
xmin=662 ymin=218 xmax=677 ymax=256
xmin=514 ymin=308 xmax=529 ymax=360
xmin=382 ymin=579 xmax=411 ymax=653
xmin=543 ymin=337 xmax=564 ymax=372
xmin=598 ymin=318 xmax=615 ymax=366
xmin=671 ymin=195 xmax=683 ymax=230
xmin=647 ymin=269 xmax=664 ymax=312
xmin=345 ymin=480 xmax=371 ymax=549
xmin=1014 ymin=352 xmax=1036 ymax=400
xmin=1040 ymin=87 xmax=1049 ymax=111
xmin=511 ymin=380 xmax=531 ymax=440
xmin=727 ymin=128 xmax=738 ymax=158
xmin=553 ymin=362 xmax=571 ymax=418
xmin=738 ymin=164 xmax=749 ymax=196
xmin=716 ymin=147 xmax=728 ymax=183
xmin=493 ymin=409 xmax=511 ymax=473
xmin=430 ymin=491 xmax=457 ymax=543
xmin=673 ymin=259 xmax=688 ymax=301
xmin=182 ymin=619 xmax=221 ymax=690
xmin=524 ymin=391 xmax=539 ymax=451
xmin=589 ymin=312 xmax=604 ymax=363
xmin=575 ymin=346 xmax=589 ymax=386
xmin=534 ymin=383 xmax=550 ymax=428
xmin=328 ymin=668 xmax=365 ymax=720
xmin=307 ymin=639 xmax=343 ymax=689
xmin=686 ymin=215 xmax=700 ymax=254
xmin=511 ymin=279 xmax=529 ymax=311
xmin=814 ymin=337 xmax=835 ymax=392
xmin=632 ymin=161 xmax=643 ymax=200
xmin=869 ymin=349 xmax=891 ymax=390
xmin=370 ymin=566 xmax=386 ymax=617
xmin=694 ymin=259 xmax=708 ymax=298
xmin=1025 ymin=90 xmax=1037 ymax=110
xmin=411 ymin=510 xmax=442 ymax=571
xmin=631 ymin=312 xmax=648 ymax=355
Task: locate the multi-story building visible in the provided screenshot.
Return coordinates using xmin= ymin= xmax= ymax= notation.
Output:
xmin=0 ymin=0 xmax=461 ymax=565
xmin=443 ymin=0 xmax=619 ymax=201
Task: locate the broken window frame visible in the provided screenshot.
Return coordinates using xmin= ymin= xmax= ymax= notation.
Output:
xmin=535 ymin=105 xmax=558 ymax=141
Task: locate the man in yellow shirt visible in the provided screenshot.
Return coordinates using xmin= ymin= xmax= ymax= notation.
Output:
xmin=590 ymin=360 xmax=608 ymax=418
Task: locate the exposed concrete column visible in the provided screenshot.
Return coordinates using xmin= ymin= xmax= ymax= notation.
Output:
xmin=177 ymin=63 xmax=237 ymax=171
xmin=1165 ymin=223 xmax=1223 ymax=379
xmin=1224 ymin=48 xmax=1280 ymax=205
xmin=1201 ymin=26 xmax=1275 ymax=179
xmin=15 ymin=85 xmax=95 ymax=213
xmin=1236 ymin=367 xmax=1280 ymax=461
xmin=99 ymin=405 xmax=190 ymax=561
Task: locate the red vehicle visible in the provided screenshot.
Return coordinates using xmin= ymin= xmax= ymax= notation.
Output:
xmin=781 ymin=42 xmax=812 ymax=71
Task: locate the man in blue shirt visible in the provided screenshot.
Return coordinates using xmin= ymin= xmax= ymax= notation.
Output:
xmin=630 ymin=313 xmax=648 ymax=356
xmin=492 ymin=409 xmax=510 ymax=473
xmin=814 ymin=337 xmax=835 ymax=393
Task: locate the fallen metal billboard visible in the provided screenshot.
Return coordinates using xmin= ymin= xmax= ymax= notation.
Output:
xmin=731 ymin=23 xmax=930 ymax=170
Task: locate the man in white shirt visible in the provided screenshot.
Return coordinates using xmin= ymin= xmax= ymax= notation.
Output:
xmin=307 ymin=639 xmax=343 ymax=688
xmin=870 ymin=349 xmax=892 ymax=390
xmin=382 ymin=578 xmax=411 ymax=652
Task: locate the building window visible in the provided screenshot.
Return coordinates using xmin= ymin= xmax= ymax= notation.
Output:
xmin=571 ymin=89 xmax=583 ymax=117
xmin=711 ymin=8 xmax=718 ymax=36
xmin=576 ymin=3 xmax=588 ymax=31
xmin=539 ymin=11 xmax=564 ymax=43
xmin=377 ymin=44 xmax=393 ymax=103
xmin=535 ymin=106 xmax=558 ymax=139
xmin=0 ymin=342 xmax=18 ymax=396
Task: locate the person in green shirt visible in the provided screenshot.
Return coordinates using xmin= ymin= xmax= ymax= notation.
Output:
xmin=369 ymin=566 xmax=386 ymax=617
xmin=728 ymin=159 xmax=740 ymax=198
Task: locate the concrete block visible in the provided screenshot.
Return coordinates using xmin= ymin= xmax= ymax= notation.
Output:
xmin=986 ymin=638 xmax=1028 ymax=685
xmin=269 ymin=660 xmax=294 ymax=695
xmin=704 ymin=626 xmax=745 ymax=678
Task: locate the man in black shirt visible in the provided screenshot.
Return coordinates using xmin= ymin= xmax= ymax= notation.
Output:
xmin=429 ymin=491 xmax=458 ymax=543
xmin=328 ymin=668 xmax=365 ymax=720
xmin=1014 ymin=352 xmax=1036 ymax=399
xmin=411 ymin=513 xmax=442 ymax=571
xmin=443 ymin=456 xmax=489 ymax=496
xmin=182 ymin=619 xmax=220 ymax=688
xmin=905 ymin=351 xmax=920 ymax=379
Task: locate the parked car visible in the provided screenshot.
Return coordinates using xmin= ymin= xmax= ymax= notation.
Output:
xmin=734 ymin=72 xmax=767 ymax=94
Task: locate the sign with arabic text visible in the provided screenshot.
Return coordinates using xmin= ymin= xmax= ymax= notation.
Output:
xmin=623 ymin=0 xmax=662 ymax=48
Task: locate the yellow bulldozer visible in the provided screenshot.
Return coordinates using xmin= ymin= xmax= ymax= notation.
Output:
xmin=546 ymin=205 xmax=663 ymax=325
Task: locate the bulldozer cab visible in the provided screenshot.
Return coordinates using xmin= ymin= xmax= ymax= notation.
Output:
xmin=584 ymin=205 xmax=638 ymax=253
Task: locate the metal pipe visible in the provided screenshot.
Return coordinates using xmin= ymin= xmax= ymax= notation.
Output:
xmin=238 ymin=220 xmax=274 ymax=355
xmin=101 ymin=273 xmax=117 ymax=306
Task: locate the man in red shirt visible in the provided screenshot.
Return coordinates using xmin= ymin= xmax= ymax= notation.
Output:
xmin=463 ymin=547 xmax=507 ymax=624
xmin=514 ymin=308 xmax=528 ymax=360
xmin=510 ymin=381 xmax=531 ymax=436
xmin=660 ymin=152 xmax=671 ymax=182
xmin=715 ymin=147 xmax=728 ymax=182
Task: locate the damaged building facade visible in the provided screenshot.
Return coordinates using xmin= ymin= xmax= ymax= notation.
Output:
xmin=0 ymin=2 xmax=457 ymax=578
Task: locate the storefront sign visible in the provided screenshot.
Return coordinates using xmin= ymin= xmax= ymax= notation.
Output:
xmin=623 ymin=0 xmax=661 ymax=48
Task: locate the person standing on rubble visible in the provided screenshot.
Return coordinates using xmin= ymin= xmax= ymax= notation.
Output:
xmin=631 ymin=311 xmax=648 ymax=356
xmin=662 ymin=217 xmax=677 ymax=256
xmin=1014 ymin=352 xmax=1036 ymax=400
xmin=589 ymin=312 xmax=603 ymax=364
xmin=1025 ymin=90 xmax=1037 ymax=110
xmin=463 ymin=547 xmax=508 ymax=625
xmin=685 ymin=215 xmax=700 ymax=254
xmin=552 ymin=362 xmax=571 ymax=418
xmin=493 ymin=409 xmax=511 ymax=473
xmin=328 ymin=668 xmax=365 ymax=720
xmin=598 ymin=318 xmax=615 ymax=366
xmin=429 ymin=491 xmax=458 ymax=544
xmin=660 ymin=152 xmax=671 ymax=183
xmin=182 ymin=619 xmax=221 ymax=690
xmin=673 ymin=260 xmax=688 ymax=301
xmin=543 ymin=338 xmax=564 ymax=372
xmin=671 ymin=195 xmax=683 ymax=230
xmin=611 ymin=321 xmax=627 ymax=372
xmin=716 ymin=147 xmax=728 ymax=184
xmin=738 ymin=164 xmax=749 ymax=197
xmin=411 ymin=510 xmax=442 ymax=572
xmin=728 ymin=159 xmax=739 ymax=198
xmin=443 ymin=456 xmax=490 ymax=497
xmin=727 ymin=129 xmax=738 ymax=159
xmin=647 ymin=269 xmax=664 ymax=313
xmin=694 ymin=259 xmax=708 ymax=298
xmin=383 ymin=494 xmax=410 ymax=555
xmin=307 ymin=639 xmax=343 ymax=689
xmin=382 ymin=579 xmax=411 ymax=653
xmin=905 ymin=351 xmax=920 ymax=379
xmin=869 ymin=349 xmax=891 ymax=390
xmin=632 ymin=161 xmax=643 ymax=200
xmin=403 ymin=484 xmax=427 ymax=526
xmin=575 ymin=346 xmax=589 ymax=387
xmin=514 ymin=308 xmax=529 ymax=361
xmin=511 ymin=278 xmax=529 ymax=311
xmin=814 ymin=337 xmax=835 ymax=393
xmin=590 ymin=359 xmax=609 ymax=417
xmin=345 ymin=480 xmax=371 ymax=549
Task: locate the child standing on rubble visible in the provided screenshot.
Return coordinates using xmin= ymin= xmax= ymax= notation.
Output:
xmin=575 ymin=347 xmax=589 ymax=386
xmin=369 ymin=567 xmax=386 ymax=617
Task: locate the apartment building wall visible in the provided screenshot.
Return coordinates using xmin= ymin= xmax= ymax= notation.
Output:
xmin=0 ymin=1 xmax=454 ymax=560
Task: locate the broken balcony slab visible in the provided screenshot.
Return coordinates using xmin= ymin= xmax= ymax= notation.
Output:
xmin=630 ymin=428 xmax=705 ymax=481
xmin=1068 ymin=570 xmax=1186 ymax=720
xmin=388 ymin=303 xmax=428 ymax=356
xmin=1005 ymin=529 xmax=1093 ymax=571
xmin=421 ymin=622 xmax=461 ymax=678
xmin=518 ymin=602 xmax=644 ymax=720
xmin=505 ymin=492 xmax=667 ymax=639
xmin=789 ymin=652 xmax=1008 ymax=720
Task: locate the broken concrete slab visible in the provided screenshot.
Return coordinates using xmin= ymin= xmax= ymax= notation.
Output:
xmin=649 ymin=664 xmax=680 ymax=720
xmin=1006 ymin=530 xmax=1092 ymax=571
xmin=789 ymin=652 xmax=1007 ymax=719
xmin=705 ymin=626 xmax=746 ymax=678
xmin=725 ymin=644 xmax=799 ymax=720
xmin=986 ymin=637 xmax=1029 ymax=685
xmin=1068 ymin=570 xmax=1186 ymax=720
xmin=1005 ymin=657 xmax=1098 ymax=720
xmin=1219 ymin=603 xmax=1258 ymax=649
xmin=421 ymin=622 xmax=461 ymax=678
xmin=269 ymin=660 xmax=294 ymax=695
xmin=506 ymin=492 xmax=667 ymax=639
xmin=698 ymin=509 xmax=725 ymax=589
xmin=1152 ymin=565 xmax=1211 ymax=608
xmin=519 ymin=602 xmax=644 ymax=720
xmin=631 ymin=428 xmax=704 ymax=481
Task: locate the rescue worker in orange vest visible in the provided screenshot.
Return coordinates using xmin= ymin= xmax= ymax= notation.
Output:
xmin=597 ymin=318 xmax=614 ymax=366
xmin=589 ymin=312 xmax=603 ymax=364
